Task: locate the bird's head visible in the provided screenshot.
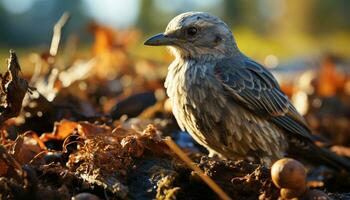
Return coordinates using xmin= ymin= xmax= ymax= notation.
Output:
xmin=144 ymin=12 xmax=238 ymax=60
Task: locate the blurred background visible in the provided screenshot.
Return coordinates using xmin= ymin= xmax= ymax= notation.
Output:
xmin=0 ymin=0 xmax=350 ymax=65
xmin=1 ymin=0 xmax=350 ymax=147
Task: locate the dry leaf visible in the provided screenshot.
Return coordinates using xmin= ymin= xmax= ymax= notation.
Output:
xmin=40 ymin=120 xmax=78 ymax=142
xmin=12 ymin=135 xmax=43 ymax=165
xmin=317 ymin=56 xmax=346 ymax=97
xmin=0 ymin=50 xmax=28 ymax=124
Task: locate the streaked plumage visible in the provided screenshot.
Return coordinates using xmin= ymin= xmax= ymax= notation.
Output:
xmin=144 ymin=12 xmax=350 ymax=169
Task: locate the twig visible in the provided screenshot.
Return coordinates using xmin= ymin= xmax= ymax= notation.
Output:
xmin=29 ymin=54 xmax=42 ymax=84
xmin=164 ymin=136 xmax=232 ymax=200
xmin=50 ymin=12 xmax=70 ymax=57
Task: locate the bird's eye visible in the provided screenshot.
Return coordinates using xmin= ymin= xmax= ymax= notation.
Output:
xmin=186 ymin=27 xmax=197 ymax=36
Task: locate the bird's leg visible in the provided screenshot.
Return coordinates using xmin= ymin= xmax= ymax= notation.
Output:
xmin=208 ymin=150 xmax=226 ymax=160
xmin=208 ymin=150 xmax=216 ymax=158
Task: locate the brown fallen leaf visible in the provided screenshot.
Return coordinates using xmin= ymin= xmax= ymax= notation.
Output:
xmin=89 ymin=23 xmax=139 ymax=78
xmin=77 ymin=121 xmax=112 ymax=137
xmin=40 ymin=120 xmax=78 ymax=142
xmin=40 ymin=119 xmax=114 ymax=143
xmin=330 ymin=145 xmax=350 ymax=158
xmin=0 ymin=50 xmax=28 ymax=124
xmin=0 ymin=158 xmax=9 ymax=176
xmin=317 ymin=56 xmax=346 ymax=97
xmin=0 ymin=145 xmax=23 ymax=181
xmin=11 ymin=134 xmax=43 ymax=165
xmin=307 ymin=180 xmax=324 ymax=188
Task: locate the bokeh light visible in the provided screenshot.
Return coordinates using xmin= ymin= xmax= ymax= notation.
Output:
xmin=1 ymin=0 xmax=38 ymax=14
xmin=82 ymin=0 xmax=140 ymax=28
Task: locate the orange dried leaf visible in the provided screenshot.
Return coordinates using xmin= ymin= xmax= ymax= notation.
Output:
xmin=280 ymin=84 xmax=295 ymax=98
xmin=40 ymin=120 xmax=78 ymax=142
xmin=89 ymin=23 xmax=138 ymax=78
xmin=330 ymin=145 xmax=350 ymax=158
xmin=307 ymin=180 xmax=324 ymax=188
xmin=317 ymin=56 xmax=346 ymax=97
xmin=90 ymin=23 xmax=116 ymax=55
xmin=26 ymin=131 xmax=47 ymax=150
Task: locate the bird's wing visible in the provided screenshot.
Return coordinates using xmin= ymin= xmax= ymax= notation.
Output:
xmin=214 ymin=57 xmax=313 ymax=141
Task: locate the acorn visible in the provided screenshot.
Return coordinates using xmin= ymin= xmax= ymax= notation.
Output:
xmin=271 ymin=158 xmax=307 ymax=192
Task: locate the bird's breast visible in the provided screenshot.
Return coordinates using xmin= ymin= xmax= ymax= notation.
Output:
xmin=166 ymin=59 xmax=225 ymax=114
xmin=165 ymin=59 xmax=227 ymax=140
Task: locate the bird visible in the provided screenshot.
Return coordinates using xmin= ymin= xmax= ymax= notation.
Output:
xmin=144 ymin=11 xmax=350 ymax=170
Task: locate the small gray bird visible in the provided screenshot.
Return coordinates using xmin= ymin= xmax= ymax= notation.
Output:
xmin=145 ymin=12 xmax=350 ymax=169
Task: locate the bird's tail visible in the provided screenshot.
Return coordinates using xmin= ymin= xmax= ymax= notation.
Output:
xmin=316 ymin=146 xmax=350 ymax=170
xmin=288 ymin=140 xmax=350 ymax=171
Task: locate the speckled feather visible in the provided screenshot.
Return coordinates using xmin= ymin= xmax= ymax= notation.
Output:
xmin=149 ymin=12 xmax=350 ymax=169
xmin=165 ymin=53 xmax=289 ymax=160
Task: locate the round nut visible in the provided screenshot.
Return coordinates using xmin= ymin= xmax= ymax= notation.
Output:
xmin=271 ymin=158 xmax=307 ymax=190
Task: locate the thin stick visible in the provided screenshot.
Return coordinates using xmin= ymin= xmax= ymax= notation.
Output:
xmin=164 ymin=136 xmax=232 ymax=200
xmin=50 ymin=12 xmax=70 ymax=56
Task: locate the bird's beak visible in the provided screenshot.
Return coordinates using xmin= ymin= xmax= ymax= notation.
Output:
xmin=144 ymin=33 xmax=174 ymax=46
